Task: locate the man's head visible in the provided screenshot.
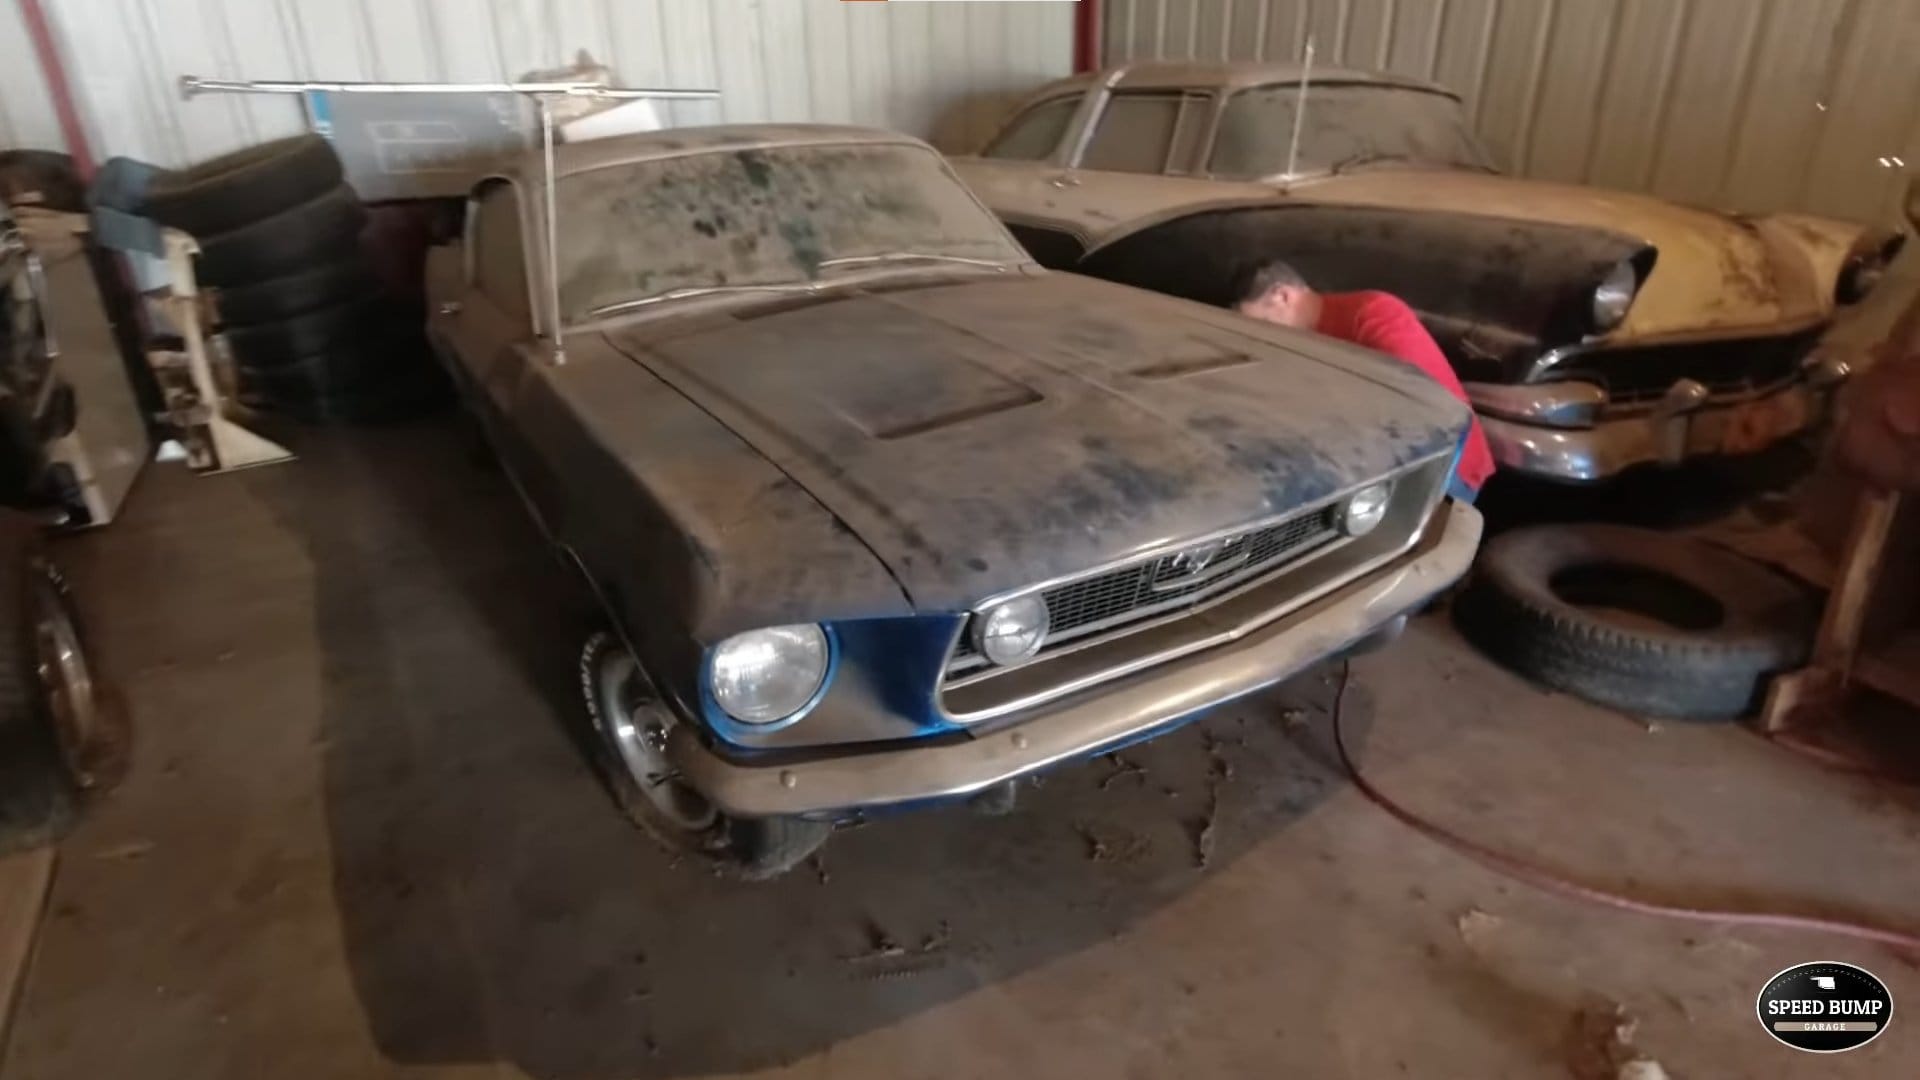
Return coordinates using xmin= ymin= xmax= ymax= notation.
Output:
xmin=1232 ymin=259 xmax=1317 ymax=328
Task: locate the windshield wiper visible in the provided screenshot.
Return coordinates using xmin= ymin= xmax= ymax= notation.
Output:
xmin=816 ymin=252 xmax=1014 ymax=271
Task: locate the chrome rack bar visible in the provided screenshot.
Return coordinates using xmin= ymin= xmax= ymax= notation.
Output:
xmin=538 ymin=96 xmax=565 ymax=364
xmin=179 ymin=75 xmax=718 ymax=100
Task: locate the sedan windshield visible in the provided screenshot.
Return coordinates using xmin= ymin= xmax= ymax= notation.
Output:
xmin=556 ymin=143 xmax=1026 ymax=323
xmin=1209 ymin=84 xmax=1494 ymax=180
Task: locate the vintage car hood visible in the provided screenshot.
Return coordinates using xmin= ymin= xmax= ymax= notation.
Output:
xmin=1294 ymin=170 xmax=1842 ymax=341
xmin=606 ymin=274 xmax=1466 ymax=613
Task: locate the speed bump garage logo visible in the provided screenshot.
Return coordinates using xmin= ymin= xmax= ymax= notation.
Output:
xmin=1756 ymin=961 xmax=1892 ymax=1052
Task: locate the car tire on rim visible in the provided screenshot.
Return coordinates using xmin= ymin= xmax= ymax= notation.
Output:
xmin=578 ymin=631 xmax=829 ymax=879
xmin=0 ymin=512 xmax=122 ymax=854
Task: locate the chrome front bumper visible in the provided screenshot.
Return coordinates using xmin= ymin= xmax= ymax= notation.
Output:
xmin=668 ymin=500 xmax=1484 ymax=818
xmin=1481 ymin=376 xmax=1838 ymax=484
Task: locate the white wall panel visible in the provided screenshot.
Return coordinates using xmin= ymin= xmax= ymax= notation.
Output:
xmin=2 ymin=0 xmax=1069 ymax=172
xmin=1105 ymin=0 xmax=1920 ymax=223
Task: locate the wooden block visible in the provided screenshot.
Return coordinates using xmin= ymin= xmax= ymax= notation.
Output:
xmin=0 ymin=849 xmax=55 ymax=1057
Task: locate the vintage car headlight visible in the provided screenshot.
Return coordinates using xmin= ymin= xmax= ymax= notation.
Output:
xmin=709 ymin=624 xmax=830 ymax=724
xmin=1837 ymin=257 xmax=1886 ymax=304
xmin=1339 ymin=483 xmax=1392 ymax=537
xmin=1590 ymin=262 xmax=1638 ymax=332
xmin=973 ymin=595 xmax=1050 ymax=666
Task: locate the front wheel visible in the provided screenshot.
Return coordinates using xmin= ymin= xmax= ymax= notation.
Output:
xmin=0 ymin=513 xmax=122 ymax=854
xmin=579 ymin=632 xmax=828 ymax=879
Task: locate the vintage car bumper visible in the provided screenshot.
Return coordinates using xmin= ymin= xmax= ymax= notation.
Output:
xmin=1479 ymin=375 xmax=1840 ymax=484
xmin=668 ymin=499 xmax=1483 ymax=818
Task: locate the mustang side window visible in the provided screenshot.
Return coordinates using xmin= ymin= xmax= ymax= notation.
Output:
xmin=983 ymin=96 xmax=1082 ymax=161
xmin=472 ymin=183 xmax=531 ymax=329
xmin=1080 ymin=92 xmax=1211 ymax=175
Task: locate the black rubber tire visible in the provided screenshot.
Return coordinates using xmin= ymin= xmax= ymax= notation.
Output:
xmin=143 ymin=135 xmax=344 ymax=238
xmin=236 ymin=331 xmax=435 ymax=399
xmin=194 ymin=184 xmax=366 ymax=287
xmin=1454 ymin=524 xmax=1814 ymax=720
xmin=214 ymin=258 xmax=382 ymax=328
xmin=224 ymin=294 xmax=414 ymax=372
xmin=242 ymin=376 xmax=452 ymax=427
xmin=0 ymin=513 xmax=77 ymax=854
xmin=578 ymin=632 xmax=830 ymax=880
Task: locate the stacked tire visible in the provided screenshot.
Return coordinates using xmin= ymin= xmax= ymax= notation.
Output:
xmin=141 ymin=136 xmax=447 ymax=424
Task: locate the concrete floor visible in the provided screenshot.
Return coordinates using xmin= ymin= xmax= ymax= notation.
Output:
xmin=3 ymin=418 xmax=1918 ymax=1079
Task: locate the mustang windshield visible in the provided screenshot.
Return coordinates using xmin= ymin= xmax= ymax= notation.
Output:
xmin=1209 ymin=84 xmax=1494 ymax=180
xmin=557 ymin=143 xmax=1025 ymax=323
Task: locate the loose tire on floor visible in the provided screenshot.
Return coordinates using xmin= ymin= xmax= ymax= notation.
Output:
xmin=143 ymin=135 xmax=345 ymax=238
xmin=224 ymin=295 xmax=419 ymax=372
xmin=580 ymin=631 xmax=830 ymax=879
xmin=1454 ymin=524 xmax=1815 ymax=721
xmin=193 ymin=184 xmax=366 ymax=286
xmin=215 ymin=258 xmax=381 ymax=328
xmin=240 ymin=364 xmax=451 ymax=427
xmin=0 ymin=513 xmax=119 ymax=853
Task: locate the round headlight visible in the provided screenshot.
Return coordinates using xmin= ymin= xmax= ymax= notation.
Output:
xmin=974 ymin=595 xmax=1050 ymax=667
xmin=1340 ymin=483 xmax=1392 ymax=537
xmin=1591 ymin=261 xmax=1637 ymax=332
xmin=1837 ymin=257 xmax=1885 ymax=305
xmin=709 ymin=624 xmax=830 ymax=724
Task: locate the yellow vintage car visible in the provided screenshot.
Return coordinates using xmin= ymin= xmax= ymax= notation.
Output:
xmin=953 ymin=61 xmax=1905 ymax=484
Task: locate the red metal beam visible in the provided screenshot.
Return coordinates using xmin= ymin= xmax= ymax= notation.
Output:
xmin=15 ymin=0 xmax=96 ymax=176
xmin=1074 ymin=0 xmax=1102 ymax=73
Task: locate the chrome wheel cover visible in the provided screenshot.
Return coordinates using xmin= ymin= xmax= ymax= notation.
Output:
xmin=32 ymin=564 xmax=99 ymax=786
xmin=590 ymin=644 xmax=717 ymax=833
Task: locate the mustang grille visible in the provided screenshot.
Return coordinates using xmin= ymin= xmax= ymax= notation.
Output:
xmin=1550 ymin=328 xmax=1820 ymax=408
xmin=947 ymin=507 xmax=1341 ymax=678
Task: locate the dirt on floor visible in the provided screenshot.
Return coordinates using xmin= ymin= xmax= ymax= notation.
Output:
xmin=2 ymin=420 xmax=1917 ymax=1080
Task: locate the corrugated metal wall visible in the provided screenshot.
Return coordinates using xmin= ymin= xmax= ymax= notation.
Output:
xmin=1103 ymin=0 xmax=1920 ymax=224
xmin=0 ymin=0 xmax=1070 ymax=170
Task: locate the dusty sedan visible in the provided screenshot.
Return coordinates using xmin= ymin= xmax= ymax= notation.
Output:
xmin=955 ymin=61 xmax=1904 ymax=484
xmin=425 ymin=125 xmax=1482 ymax=877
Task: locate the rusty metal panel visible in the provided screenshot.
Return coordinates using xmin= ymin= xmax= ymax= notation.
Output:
xmin=1105 ymin=0 xmax=1920 ymax=222
xmin=10 ymin=0 xmax=1069 ymax=168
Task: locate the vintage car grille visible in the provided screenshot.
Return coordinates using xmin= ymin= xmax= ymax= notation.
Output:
xmin=946 ymin=507 xmax=1341 ymax=679
xmin=1549 ymin=328 xmax=1821 ymax=408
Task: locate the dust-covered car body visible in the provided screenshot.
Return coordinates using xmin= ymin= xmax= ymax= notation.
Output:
xmin=954 ymin=62 xmax=1904 ymax=484
xmin=424 ymin=124 xmax=1480 ymax=845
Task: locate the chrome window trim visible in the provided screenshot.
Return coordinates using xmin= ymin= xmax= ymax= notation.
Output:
xmin=935 ymin=452 xmax=1454 ymax=724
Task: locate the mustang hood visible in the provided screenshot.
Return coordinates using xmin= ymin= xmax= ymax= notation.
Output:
xmin=1300 ymin=170 xmax=1848 ymax=340
xmin=607 ymin=274 xmax=1464 ymax=612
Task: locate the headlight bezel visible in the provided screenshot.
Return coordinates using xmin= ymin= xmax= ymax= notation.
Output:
xmin=1836 ymin=256 xmax=1886 ymax=305
xmin=1589 ymin=261 xmax=1639 ymax=333
xmin=972 ymin=594 xmax=1051 ymax=667
xmin=706 ymin=623 xmax=835 ymax=728
xmin=1338 ymin=482 xmax=1393 ymax=537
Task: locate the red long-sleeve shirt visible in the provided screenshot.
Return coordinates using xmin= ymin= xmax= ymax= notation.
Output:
xmin=1316 ymin=290 xmax=1497 ymax=492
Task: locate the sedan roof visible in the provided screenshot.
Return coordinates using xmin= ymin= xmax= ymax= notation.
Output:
xmin=1017 ymin=60 xmax=1456 ymax=101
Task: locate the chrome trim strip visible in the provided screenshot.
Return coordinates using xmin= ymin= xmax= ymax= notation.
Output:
xmin=937 ymin=455 xmax=1453 ymax=723
xmin=941 ymin=528 xmax=1351 ymax=691
xmin=959 ymin=451 xmax=1449 ymax=615
xmin=668 ymin=501 xmax=1485 ymax=818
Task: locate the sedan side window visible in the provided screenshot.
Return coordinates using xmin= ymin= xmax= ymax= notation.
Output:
xmin=982 ymin=96 xmax=1082 ymax=161
xmin=1080 ymin=93 xmax=1211 ymax=175
xmin=472 ymin=184 xmax=531 ymax=328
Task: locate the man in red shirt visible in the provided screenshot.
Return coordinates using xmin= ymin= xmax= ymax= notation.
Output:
xmin=1232 ymin=260 xmax=1496 ymax=501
